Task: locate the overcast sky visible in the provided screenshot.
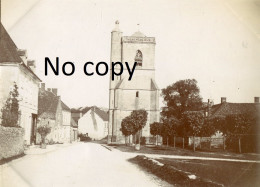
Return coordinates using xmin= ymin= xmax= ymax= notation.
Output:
xmin=2 ymin=0 xmax=260 ymax=108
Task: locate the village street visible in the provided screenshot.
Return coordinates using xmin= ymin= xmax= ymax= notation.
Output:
xmin=0 ymin=142 xmax=170 ymax=187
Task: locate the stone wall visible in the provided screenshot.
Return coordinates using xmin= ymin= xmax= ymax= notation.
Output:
xmin=0 ymin=126 xmax=25 ymax=160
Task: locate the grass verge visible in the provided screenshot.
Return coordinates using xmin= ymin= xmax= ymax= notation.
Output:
xmin=129 ymin=155 xmax=222 ymax=186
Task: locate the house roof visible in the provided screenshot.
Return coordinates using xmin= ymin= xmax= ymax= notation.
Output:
xmin=0 ymin=23 xmax=41 ymax=82
xmin=209 ymin=102 xmax=260 ymax=118
xmin=38 ymin=89 xmax=60 ymax=119
xmin=61 ymin=101 xmax=70 ymax=111
xmin=71 ymin=106 xmax=109 ymax=121
xmin=0 ymin=22 xmax=22 ymax=63
xmin=94 ymin=107 xmax=109 ymax=121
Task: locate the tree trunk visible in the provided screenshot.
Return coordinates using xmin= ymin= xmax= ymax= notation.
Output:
xmin=138 ymin=129 xmax=141 ymax=145
xmin=174 ymin=136 xmax=176 ymax=148
xmin=209 ymin=137 xmax=211 ymax=150
xmin=223 ymin=136 xmax=225 ymax=150
xmin=193 ymin=136 xmax=195 ymax=152
xmin=125 ymin=136 xmax=127 ymax=146
xmin=167 ymin=137 xmax=169 ymax=147
xmin=199 ymin=137 xmax=202 ymax=149
xmin=182 ymin=137 xmax=185 ymax=149
xmin=156 ymin=135 xmax=158 ymax=146
xmin=239 ymin=137 xmax=241 ymax=153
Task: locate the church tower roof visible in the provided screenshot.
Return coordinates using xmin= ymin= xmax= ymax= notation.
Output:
xmin=112 ymin=20 xmax=121 ymax=32
xmin=131 ymin=31 xmax=146 ymax=37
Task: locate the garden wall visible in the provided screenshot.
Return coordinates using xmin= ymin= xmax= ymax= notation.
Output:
xmin=0 ymin=126 xmax=24 ymax=160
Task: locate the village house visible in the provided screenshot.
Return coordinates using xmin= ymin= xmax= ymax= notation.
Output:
xmin=37 ymin=84 xmax=74 ymax=144
xmin=0 ymin=22 xmax=41 ymax=145
xmin=189 ymin=97 xmax=260 ymax=149
xmin=72 ymin=106 xmax=108 ymax=140
xmin=70 ymin=118 xmax=78 ymax=142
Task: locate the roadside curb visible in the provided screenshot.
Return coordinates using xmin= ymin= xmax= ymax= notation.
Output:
xmin=101 ymin=144 xmax=113 ymax=151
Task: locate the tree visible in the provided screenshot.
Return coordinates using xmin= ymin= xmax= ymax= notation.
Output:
xmin=130 ymin=110 xmax=148 ymax=146
xmin=225 ymin=113 xmax=253 ymax=153
xmin=161 ymin=79 xmax=203 ymax=120
xmin=150 ymin=122 xmax=163 ymax=145
xmin=182 ymin=111 xmax=204 ymax=151
xmin=199 ymin=117 xmax=217 ymax=149
xmin=210 ymin=116 xmax=226 ymax=149
xmin=1 ymin=82 xmax=20 ymax=127
xmin=37 ymin=124 xmax=51 ymax=148
xmin=162 ymin=117 xmax=180 ymax=147
xmin=121 ymin=116 xmax=135 ymax=145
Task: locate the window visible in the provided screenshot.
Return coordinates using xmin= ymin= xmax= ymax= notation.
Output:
xmin=135 ymin=50 xmax=143 ymax=67
xmin=136 ymin=91 xmax=139 ymax=98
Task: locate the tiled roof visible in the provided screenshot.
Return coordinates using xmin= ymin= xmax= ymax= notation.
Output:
xmin=38 ymin=89 xmax=60 ymax=119
xmin=209 ymin=102 xmax=259 ymax=118
xmin=71 ymin=106 xmax=109 ymax=121
xmin=94 ymin=107 xmax=109 ymax=121
xmin=61 ymin=101 xmax=70 ymax=111
xmin=0 ymin=22 xmax=22 ymax=63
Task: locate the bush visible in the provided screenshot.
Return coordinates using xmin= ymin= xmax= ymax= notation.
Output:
xmin=78 ymin=133 xmax=92 ymax=142
xmin=37 ymin=125 xmax=51 ymax=144
xmin=0 ymin=82 xmax=20 ymax=127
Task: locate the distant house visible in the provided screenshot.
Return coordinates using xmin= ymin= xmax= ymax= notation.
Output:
xmin=0 ymin=22 xmax=41 ymax=145
xmin=73 ymin=106 xmax=108 ymax=140
xmin=37 ymin=84 xmax=73 ymax=144
xmin=70 ymin=118 xmax=78 ymax=142
xmin=204 ymin=97 xmax=260 ymax=149
xmin=207 ymin=97 xmax=260 ymax=118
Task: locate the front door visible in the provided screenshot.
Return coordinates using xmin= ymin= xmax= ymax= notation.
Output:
xmin=30 ymin=114 xmax=37 ymax=144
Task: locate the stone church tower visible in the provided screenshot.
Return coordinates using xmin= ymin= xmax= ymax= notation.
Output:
xmin=108 ymin=21 xmax=160 ymax=143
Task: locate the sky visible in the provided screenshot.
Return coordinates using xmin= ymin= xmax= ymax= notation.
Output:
xmin=1 ymin=0 xmax=260 ymax=108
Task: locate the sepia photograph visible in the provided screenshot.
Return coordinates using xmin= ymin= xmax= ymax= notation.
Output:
xmin=0 ymin=0 xmax=260 ymax=186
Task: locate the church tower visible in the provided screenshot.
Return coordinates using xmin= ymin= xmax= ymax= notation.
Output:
xmin=108 ymin=21 xmax=160 ymax=143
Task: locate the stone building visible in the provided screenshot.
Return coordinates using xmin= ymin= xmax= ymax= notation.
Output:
xmin=108 ymin=21 xmax=160 ymax=143
xmin=73 ymin=106 xmax=108 ymax=140
xmin=0 ymin=23 xmax=41 ymax=145
xmin=37 ymin=84 xmax=73 ymax=143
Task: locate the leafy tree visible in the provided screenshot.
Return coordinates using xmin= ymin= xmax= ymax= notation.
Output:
xmin=37 ymin=124 xmax=51 ymax=147
xmin=121 ymin=116 xmax=135 ymax=145
xmin=161 ymin=79 xmax=203 ymax=120
xmin=1 ymin=82 xmax=20 ymax=127
xmin=225 ymin=113 xmax=253 ymax=153
xmin=199 ymin=117 xmax=217 ymax=149
xmin=209 ymin=116 xmax=226 ymax=149
xmin=130 ymin=109 xmax=148 ymax=145
xmin=162 ymin=117 xmax=180 ymax=147
xmin=182 ymin=111 xmax=204 ymax=151
xmin=150 ymin=122 xmax=163 ymax=145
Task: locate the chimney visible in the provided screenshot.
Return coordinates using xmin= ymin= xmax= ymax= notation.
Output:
xmin=208 ymin=99 xmax=214 ymax=107
xmin=52 ymin=88 xmax=57 ymax=95
xmin=254 ymin=97 xmax=259 ymax=103
xmin=17 ymin=49 xmax=27 ymax=64
xmin=27 ymin=60 xmax=36 ymax=72
xmin=221 ymin=97 xmax=226 ymax=104
xmin=41 ymin=83 xmax=45 ymax=90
